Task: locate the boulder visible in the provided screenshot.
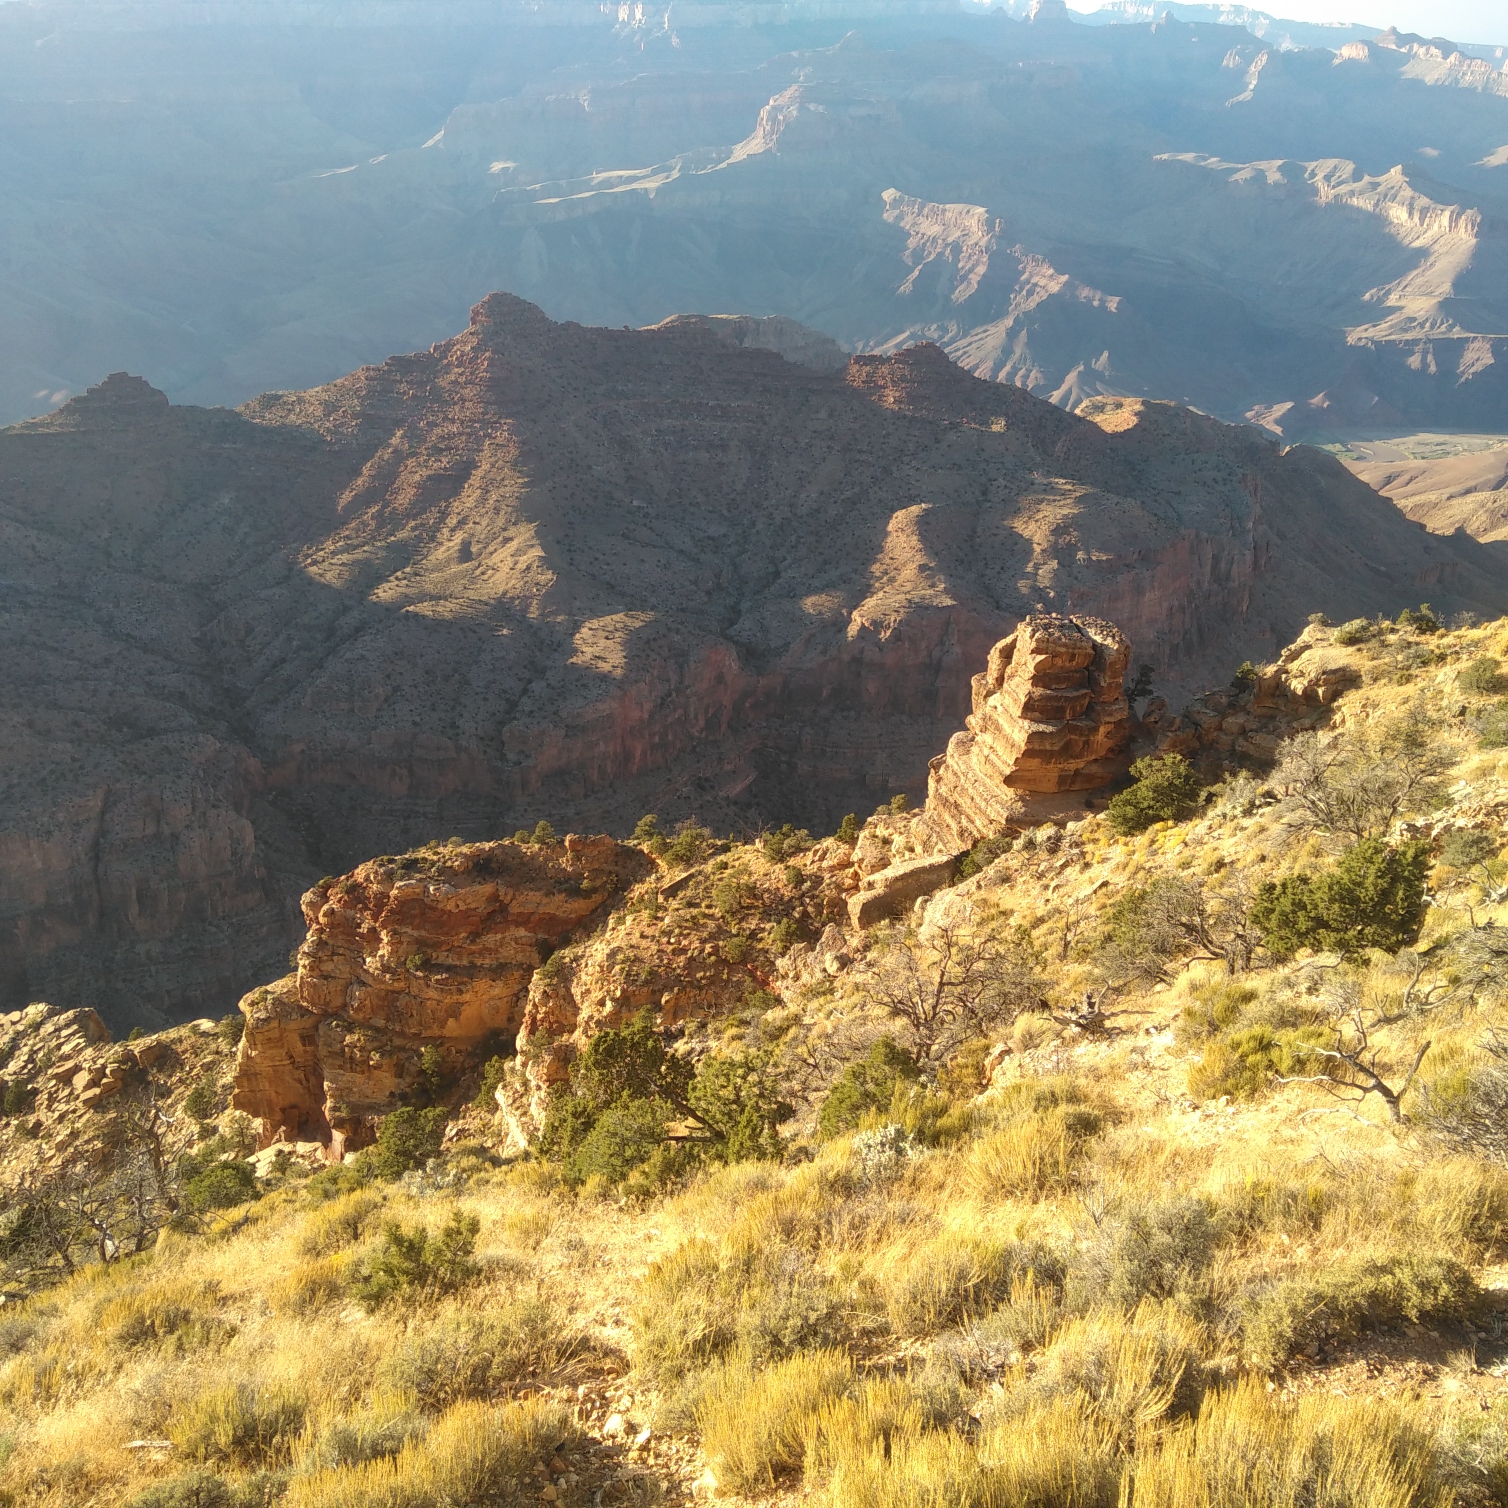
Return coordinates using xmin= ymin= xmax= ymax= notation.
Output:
xmin=848 ymin=854 xmax=958 ymax=928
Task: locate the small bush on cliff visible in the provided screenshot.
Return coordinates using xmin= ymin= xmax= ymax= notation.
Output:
xmin=1250 ymin=838 xmax=1430 ymax=959
xmin=818 ymin=1039 xmax=921 ymax=1140
xmin=958 ymin=834 xmax=1011 ymax=880
xmin=352 ymin=1210 xmax=481 ymax=1310
xmin=1479 ymin=701 xmax=1508 ymax=749
xmin=1106 ymin=754 xmax=1202 ymax=835
xmin=763 ymin=824 xmax=812 ymax=863
xmin=632 ymin=813 xmax=668 ymax=854
xmin=1398 ymin=603 xmax=1441 ymax=634
xmin=365 ymin=1107 xmax=448 ymax=1180
xmin=1332 ymin=618 xmax=1374 ymax=646
xmin=1460 ymin=655 xmax=1505 ymax=695
xmin=667 ymin=822 xmax=712 ymax=865
xmin=184 ymin=1079 xmax=218 ymax=1122
xmin=836 ymin=813 xmax=860 ymax=843
xmin=473 ymin=1055 xmax=509 ymax=1110
xmin=1 ymin=1080 xmax=34 ymax=1117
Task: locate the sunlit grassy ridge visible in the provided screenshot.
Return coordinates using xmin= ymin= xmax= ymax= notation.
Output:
xmin=12 ymin=613 xmax=1508 ymax=1505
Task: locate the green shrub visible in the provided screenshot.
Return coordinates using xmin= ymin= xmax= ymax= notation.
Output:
xmin=889 ymin=794 xmax=909 ymax=814
xmin=1397 ymin=604 xmax=1441 ymax=634
xmin=532 ymin=820 xmax=557 ymax=845
xmin=569 ymin=1009 xmax=693 ymax=1115
xmin=418 ymin=1046 xmax=445 ymax=1097
xmin=958 ymin=834 xmax=1012 ymax=880
xmin=1106 ymin=754 xmax=1202 ymax=836
xmin=836 ymin=813 xmax=860 ymax=843
xmin=768 ymin=917 xmax=801 ymax=954
xmin=1251 ymin=837 xmax=1430 ymax=958
xmin=1460 ymin=655 xmax=1504 ymax=695
xmin=217 ymin=1014 xmax=245 ymax=1048
xmin=352 ymin=1211 xmax=481 ymax=1310
xmin=818 ymin=1038 xmax=921 ymax=1139
xmin=365 ymin=1107 xmax=448 ymax=1180
xmin=0 ymin=1081 xmax=33 ymax=1118
xmin=688 ymin=1050 xmax=793 ymax=1163
xmin=472 ymin=1055 xmax=509 ymax=1110
xmin=666 ymin=823 xmax=712 ymax=864
xmin=1332 ymin=618 xmax=1374 ymax=646
xmin=762 ymin=823 xmax=812 ymax=862
xmin=630 ymin=814 xmax=663 ymax=849
xmin=182 ymin=1161 xmax=260 ymax=1214
xmin=1230 ymin=661 xmax=1258 ymax=692
xmin=184 ymin=1080 xmax=218 ymax=1122
xmin=564 ymin=1097 xmax=670 ymax=1188
xmin=1242 ymin=1254 xmax=1478 ymax=1371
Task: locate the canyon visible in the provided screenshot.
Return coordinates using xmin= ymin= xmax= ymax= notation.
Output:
xmin=3 ymin=296 xmax=1505 ymax=1032
xmin=2 ymin=1 xmax=1507 ymax=433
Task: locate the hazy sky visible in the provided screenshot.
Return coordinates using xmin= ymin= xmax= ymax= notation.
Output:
xmin=1071 ymin=0 xmax=1507 ymax=45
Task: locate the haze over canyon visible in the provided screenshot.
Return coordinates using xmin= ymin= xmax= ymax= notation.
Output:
xmin=2 ymin=0 xmax=1507 ymax=436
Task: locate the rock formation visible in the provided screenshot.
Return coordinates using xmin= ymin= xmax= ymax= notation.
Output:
xmin=232 ymin=836 xmax=652 ymax=1155
xmin=915 ymin=615 xmax=1133 ymax=854
xmin=1147 ymin=620 xmax=1366 ymax=774
xmin=5 ymin=300 xmax=1506 ymax=1032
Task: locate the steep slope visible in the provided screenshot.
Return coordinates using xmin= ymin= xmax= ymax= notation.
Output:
xmin=1349 ymin=442 xmax=1508 ymax=543
xmin=2 ymin=296 xmax=1504 ymax=1032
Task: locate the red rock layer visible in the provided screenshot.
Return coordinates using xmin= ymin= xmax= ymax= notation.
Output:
xmin=232 ymin=836 xmax=650 ymax=1155
xmin=917 ymin=615 xmax=1132 ymax=852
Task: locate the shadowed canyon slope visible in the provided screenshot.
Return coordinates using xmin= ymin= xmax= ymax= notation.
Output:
xmin=3 ymin=295 xmax=1505 ymax=1031
xmin=3 ymin=2 xmax=1508 ymax=431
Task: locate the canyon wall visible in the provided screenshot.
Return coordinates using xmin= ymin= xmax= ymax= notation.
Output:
xmin=3 ymin=299 xmax=1504 ymax=1030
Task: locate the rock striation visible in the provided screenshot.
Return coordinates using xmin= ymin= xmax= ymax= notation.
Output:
xmin=232 ymin=836 xmax=651 ymax=1155
xmin=915 ymin=615 xmax=1133 ymax=854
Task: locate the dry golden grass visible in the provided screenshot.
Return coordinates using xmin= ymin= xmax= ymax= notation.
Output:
xmin=11 ymin=618 xmax=1508 ymax=1507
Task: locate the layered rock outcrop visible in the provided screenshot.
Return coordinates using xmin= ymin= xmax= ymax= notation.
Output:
xmin=1149 ymin=621 xmax=1364 ymax=773
xmin=233 ymin=836 xmax=651 ymax=1155
xmin=915 ymin=615 xmax=1133 ymax=854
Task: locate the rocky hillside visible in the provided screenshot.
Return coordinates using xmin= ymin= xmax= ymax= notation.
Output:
xmin=1350 ymin=440 xmax=1508 ymax=545
xmin=5 ymin=298 xmax=1503 ymax=1032
xmin=10 ymin=610 xmax=1508 ymax=1507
